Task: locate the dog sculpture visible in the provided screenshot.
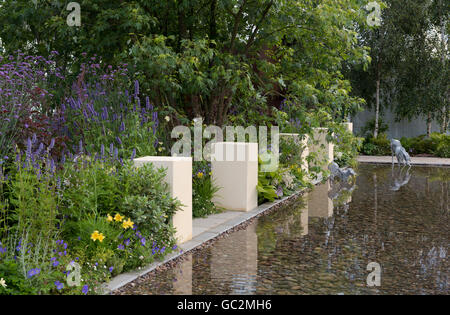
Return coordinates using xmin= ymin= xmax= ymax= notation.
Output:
xmin=390 ymin=139 xmax=411 ymax=167
xmin=328 ymin=162 xmax=356 ymax=182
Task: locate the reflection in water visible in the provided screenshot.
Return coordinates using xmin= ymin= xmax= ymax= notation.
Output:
xmin=173 ymin=253 xmax=193 ymax=295
xmin=119 ymin=165 xmax=449 ymax=295
xmin=390 ymin=165 xmax=412 ymax=191
xmin=211 ymin=223 xmax=258 ymax=294
xmin=308 ymin=181 xmax=333 ymax=218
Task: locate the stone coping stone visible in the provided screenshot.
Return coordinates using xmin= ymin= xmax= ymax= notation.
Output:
xmin=358 ymin=155 xmax=450 ymax=166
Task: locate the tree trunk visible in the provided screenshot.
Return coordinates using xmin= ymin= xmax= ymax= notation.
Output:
xmin=374 ymin=77 xmax=380 ymax=138
xmin=441 ymin=107 xmax=447 ymax=133
xmin=440 ymin=4 xmax=447 ymax=134
xmin=427 ymin=112 xmax=432 ymax=137
xmin=209 ymin=0 xmax=217 ymax=40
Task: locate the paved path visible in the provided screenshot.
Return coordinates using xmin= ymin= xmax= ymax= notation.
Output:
xmin=358 ymin=155 xmax=450 ymax=166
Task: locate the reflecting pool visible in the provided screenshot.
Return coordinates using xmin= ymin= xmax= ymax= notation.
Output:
xmin=118 ymin=164 xmax=449 ymax=295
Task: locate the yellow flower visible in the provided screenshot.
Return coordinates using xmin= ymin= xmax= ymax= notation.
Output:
xmin=90 ymin=230 xmax=100 ymax=241
xmin=114 ymin=213 xmax=124 ymax=222
xmin=107 ymin=214 xmax=113 ymax=222
xmin=91 ymin=230 xmax=105 ymax=242
xmin=197 ymin=172 xmax=203 ymax=179
xmin=122 ymin=218 xmax=134 ymax=230
xmin=97 ymin=233 xmax=105 ymax=243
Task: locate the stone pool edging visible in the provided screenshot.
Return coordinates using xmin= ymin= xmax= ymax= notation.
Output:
xmin=358 ymin=155 xmax=450 ymax=166
xmin=104 ymin=178 xmax=322 ymax=295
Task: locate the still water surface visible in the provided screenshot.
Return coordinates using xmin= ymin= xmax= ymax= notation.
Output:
xmin=121 ymin=164 xmax=449 ymax=295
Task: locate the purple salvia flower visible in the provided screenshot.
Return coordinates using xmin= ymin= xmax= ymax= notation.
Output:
xmin=134 ymin=80 xmax=139 ymax=96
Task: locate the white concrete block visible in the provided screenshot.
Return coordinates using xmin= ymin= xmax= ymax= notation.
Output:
xmin=342 ymin=122 xmax=353 ymax=133
xmin=211 ymin=142 xmax=258 ymax=212
xmin=134 ymin=156 xmax=192 ymax=244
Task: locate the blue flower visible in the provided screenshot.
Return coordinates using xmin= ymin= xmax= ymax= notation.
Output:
xmin=118 ymin=244 xmax=125 ymax=250
xmin=27 ymin=268 xmax=41 ymax=278
xmin=82 ymin=285 xmax=89 ymax=295
xmin=54 ymin=281 xmax=64 ymax=291
xmin=52 ymin=260 xmax=60 ymax=267
xmin=140 ymin=238 xmax=146 ymax=247
xmin=109 ymin=266 xmax=114 ymax=273
xmin=124 ymin=239 xmax=130 ymax=246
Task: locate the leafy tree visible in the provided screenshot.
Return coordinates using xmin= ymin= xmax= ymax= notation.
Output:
xmin=0 ymin=0 xmax=372 ymax=128
xmin=347 ymin=0 xmax=449 ymax=137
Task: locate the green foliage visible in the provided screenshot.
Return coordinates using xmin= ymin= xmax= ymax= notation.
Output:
xmin=331 ymin=124 xmax=363 ymax=168
xmin=192 ymin=161 xmax=221 ymax=218
xmin=257 ymin=171 xmax=278 ymax=204
xmin=0 ymin=259 xmax=37 ymax=295
xmin=401 ymin=133 xmax=450 ymax=158
xmin=0 ymin=0 xmax=371 ymax=126
xmin=279 ymin=135 xmax=305 ymax=167
xmin=6 ymin=158 xmax=60 ymax=242
xmin=361 ymin=133 xmax=391 ymax=156
xmin=360 ymin=132 xmax=450 ymax=158
xmin=359 ymin=118 xmax=389 ymax=138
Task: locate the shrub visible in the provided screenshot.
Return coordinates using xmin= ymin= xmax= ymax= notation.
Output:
xmin=0 ymin=53 xmax=67 ymax=160
xmin=62 ymin=60 xmax=160 ymax=159
xmin=192 ymin=161 xmax=221 ymax=218
xmin=332 ymin=124 xmax=363 ymax=168
xmin=432 ymin=133 xmax=450 ymax=158
xmin=359 ymin=117 xmax=389 ymax=138
xmin=360 ymin=133 xmax=391 ymax=156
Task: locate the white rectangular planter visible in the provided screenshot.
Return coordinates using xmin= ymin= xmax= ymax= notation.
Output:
xmin=308 ymin=128 xmax=334 ymax=172
xmin=211 ymin=142 xmax=258 ymax=212
xmin=133 ymin=156 xmax=192 ymax=244
xmin=342 ymin=122 xmax=353 ymax=133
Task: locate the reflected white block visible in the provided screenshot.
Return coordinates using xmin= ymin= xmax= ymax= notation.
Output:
xmin=134 ymin=156 xmax=192 ymax=244
xmin=210 ymin=222 xmax=258 ymax=294
xmin=308 ymin=181 xmax=333 ymax=218
xmin=300 ymin=194 xmax=309 ymax=236
xmin=211 ymin=142 xmax=258 ymax=212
